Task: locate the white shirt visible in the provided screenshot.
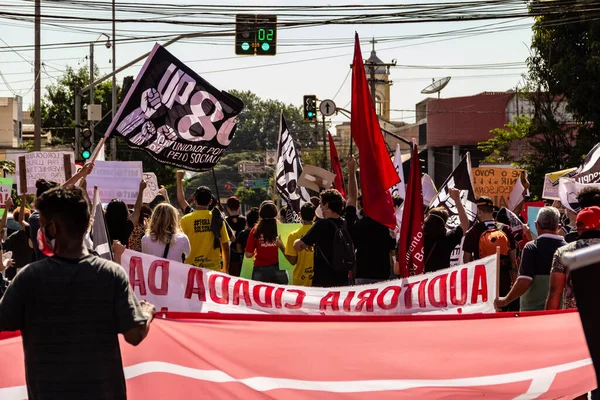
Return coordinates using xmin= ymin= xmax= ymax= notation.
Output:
xmin=142 ymin=233 xmax=191 ymax=263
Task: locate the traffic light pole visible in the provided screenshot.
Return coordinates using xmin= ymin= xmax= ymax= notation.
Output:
xmin=75 ymin=90 xmax=81 ymax=158
xmin=322 ymin=114 xmax=327 ymax=169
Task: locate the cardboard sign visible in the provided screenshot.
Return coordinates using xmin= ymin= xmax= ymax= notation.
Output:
xmin=120 ymin=250 xmax=497 ymax=315
xmin=542 ymin=168 xmax=577 ymax=200
xmin=16 ymin=152 xmax=74 ymax=195
xmin=142 ymin=172 xmax=159 ymax=203
xmin=85 ymin=161 xmax=143 ymax=204
xmin=298 ymin=165 xmax=336 ymax=193
xmin=472 ymin=167 xmax=523 ymax=208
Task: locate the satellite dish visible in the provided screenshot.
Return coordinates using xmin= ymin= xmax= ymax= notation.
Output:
xmin=421 ymin=77 xmax=451 ymax=98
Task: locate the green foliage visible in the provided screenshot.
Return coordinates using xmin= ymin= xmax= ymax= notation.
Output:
xmin=529 ymin=1 xmax=600 ymax=152
xmin=478 ymin=115 xmax=532 ymax=164
xmin=227 ymin=90 xmax=321 ymax=151
xmin=234 ymin=187 xmax=269 ymax=208
xmin=35 ymin=66 xmax=117 ymax=147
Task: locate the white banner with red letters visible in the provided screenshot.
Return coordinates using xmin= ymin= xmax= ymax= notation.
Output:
xmin=0 ymin=311 xmax=594 ymax=399
xmin=120 ymin=250 xmax=497 ymax=315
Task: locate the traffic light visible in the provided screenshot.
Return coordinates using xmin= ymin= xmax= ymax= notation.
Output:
xmin=255 ymin=15 xmax=277 ymax=56
xmin=81 ymin=128 xmax=92 ymax=160
xmin=235 ymin=14 xmax=277 ymax=56
xmin=303 ymin=95 xmax=317 ymax=121
xmin=235 ymin=14 xmax=255 ymax=56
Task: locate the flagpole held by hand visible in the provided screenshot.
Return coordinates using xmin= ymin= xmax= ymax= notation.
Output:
xmin=496 ymin=246 xmax=501 ymax=307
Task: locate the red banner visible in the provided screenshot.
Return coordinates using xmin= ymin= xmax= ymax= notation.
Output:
xmin=328 ymin=132 xmax=347 ymax=199
xmin=0 ymin=311 xmax=594 ymax=399
xmin=398 ymin=142 xmax=425 ymax=277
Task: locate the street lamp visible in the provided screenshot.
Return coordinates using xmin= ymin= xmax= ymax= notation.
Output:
xmin=89 ymin=33 xmax=111 ymax=146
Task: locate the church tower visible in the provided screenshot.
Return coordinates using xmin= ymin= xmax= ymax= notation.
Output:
xmin=364 ymin=39 xmax=393 ymax=121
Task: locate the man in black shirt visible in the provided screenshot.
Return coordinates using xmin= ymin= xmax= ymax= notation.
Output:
xmin=0 ymin=186 xmax=155 ymax=400
xmin=295 ymin=188 xmax=356 ymax=287
xmin=293 ymin=156 xmax=358 ymax=287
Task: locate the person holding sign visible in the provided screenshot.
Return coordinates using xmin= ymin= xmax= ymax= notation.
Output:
xmin=245 ymin=201 xmax=288 ymax=285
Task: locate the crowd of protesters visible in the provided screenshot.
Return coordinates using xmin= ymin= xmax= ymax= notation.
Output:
xmin=0 ymin=157 xmax=599 ymax=398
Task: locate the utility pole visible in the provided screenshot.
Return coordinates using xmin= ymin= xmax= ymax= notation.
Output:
xmin=34 ymin=0 xmax=41 ymax=151
xmin=322 ymin=114 xmax=327 ymax=169
xmin=111 ymin=0 xmax=117 ymax=160
xmin=89 ymin=43 xmax=95 ymax=145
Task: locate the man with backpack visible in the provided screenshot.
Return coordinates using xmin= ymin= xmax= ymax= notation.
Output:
xmin=294 ymin=189 xmax=357 ymax=287
xmin=463 ymin=196 xmax=518 ymax=311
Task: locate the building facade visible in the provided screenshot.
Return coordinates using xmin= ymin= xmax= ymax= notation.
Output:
xmin=0 ymin=96 xmax=23 ymax=149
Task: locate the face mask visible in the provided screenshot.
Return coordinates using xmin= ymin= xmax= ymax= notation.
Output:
xmin=37 ymin=224 xmax=56 ymax=257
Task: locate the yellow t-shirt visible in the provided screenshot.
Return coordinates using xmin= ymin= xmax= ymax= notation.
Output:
xmin=181 ymin=209 xmax=229 ymax=271
xmin=285 ymin=224 xmax=314 ymax=286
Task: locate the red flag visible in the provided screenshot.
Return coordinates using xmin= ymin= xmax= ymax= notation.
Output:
xmin=350 ymin=33 xmax=399 ymax=229
xmin=328 ymin=132 xmax=347 ymax=199
xmin=397 ymin=142 xmax=424 ymax=277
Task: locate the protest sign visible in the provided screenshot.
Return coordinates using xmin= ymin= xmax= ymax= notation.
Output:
xmin=85 ymin=161 xmax=143 ymax=204
xmin=527 ymin=207 xmax=542 ymax=236
xmin=542 ymin=168 xmax=576 ymax=200
xmin=0 ymin=178 xmax=12 ymax=218
xmin=120 ymin=250 xmax=497 ymax=315
xmin=472 ymin=167 xmax=522 ymax=208
xmin=142 ymin=172 xmax=159 ymax=203
xmin=570 ymin=142 xmax=600 ymax=184
xmin=108 ymin=44 xmax=244 ymax=172
xmin=240 ymin=223 xmax=300 ymax=280
xmin=16 ymin=152 xmax=74 ymax=195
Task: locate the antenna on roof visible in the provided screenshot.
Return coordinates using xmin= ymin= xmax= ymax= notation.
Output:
xmin=421 ymin=77 xmax=451 ymax=99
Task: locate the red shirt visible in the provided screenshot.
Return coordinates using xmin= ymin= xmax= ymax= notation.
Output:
xmin=245 ymin=227 xmax=279 ymax=267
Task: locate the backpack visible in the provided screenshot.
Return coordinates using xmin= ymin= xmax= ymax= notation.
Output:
xmin=478 ymin=222 xmax=510 ymax=259
xmin=320 ymin=219 xmax=356 ymax=273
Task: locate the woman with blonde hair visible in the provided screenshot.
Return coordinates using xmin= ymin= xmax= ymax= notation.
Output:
xmin=142 ymin=203 xmax=190 ymax=262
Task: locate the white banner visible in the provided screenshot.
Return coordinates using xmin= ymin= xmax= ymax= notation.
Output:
xmin=86 ymin=161 xmax=143 ymax=204
xmin=16 ymin=151 xmax=75 ymax=194
xmin=120 ymin=250 xmax=497 ymax=315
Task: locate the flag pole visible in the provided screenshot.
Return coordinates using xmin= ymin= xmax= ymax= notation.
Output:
xmin=212 ymin=167 xmax=221 ymax=205
xmin=496 ymin=246 xmax=501 ymax=308
xmin=89 ymin=136 xmax=108 ymax=164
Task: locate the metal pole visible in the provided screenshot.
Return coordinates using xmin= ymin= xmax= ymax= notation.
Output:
xmin=111 ymin=0 xmax=117 ymax=160
xmin=34 ymin=0 xmax=41 ymax=151
xmin=212 ymin=167 xmax=221 ymax=203
xmin=89 ymin=43 xmax=95 ymax=146
xmin=322 ymin=114 xmax=327 ymax=169
xmin=75 ymin=90 xmax=81 ymax=158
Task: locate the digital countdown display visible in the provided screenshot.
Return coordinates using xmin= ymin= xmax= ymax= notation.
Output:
xmin=235 ymin=14 xmax=277 ymax=56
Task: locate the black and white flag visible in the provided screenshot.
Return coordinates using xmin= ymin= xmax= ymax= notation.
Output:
xmin=571 ymin=142 xmax=600 ymax=184
xmin=106 ymin=43 xmax=244 ymax=172
xmin=276 ymin=113 xmax=310 ymax=222
xmin=427 ymin=153 xmax=478 ymax=266
xmin=92 ymin=187 xmax=112 ymax=261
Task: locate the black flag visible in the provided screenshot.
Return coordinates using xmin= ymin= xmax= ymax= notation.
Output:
xmin=427 ymin=154 xmax=478 ymax=266
xmin=275 ymin=112 xmax=310 ymax=222
xmin=106 ymin=43 xmax=244 ymax=172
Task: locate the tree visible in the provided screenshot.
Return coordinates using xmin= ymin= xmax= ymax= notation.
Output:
xmin=227 ymin=90 xmax=321 ymax=152
xmin=478 ymin=89 xmax=577 ymax=197
xmin=529 ymin=1 xmax=600 ymax=156
xmin=234 ymin=187 xmax=269 ymax=208
xmin=35 ymin=66 xmax=116 ymax=146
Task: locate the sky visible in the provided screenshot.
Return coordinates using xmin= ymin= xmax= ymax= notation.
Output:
xmin=0 ymin=0 xmax=533 ymax=129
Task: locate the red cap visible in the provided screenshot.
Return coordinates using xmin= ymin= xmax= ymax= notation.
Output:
xmin=576 ymin=206 xmax=600 ymax=230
